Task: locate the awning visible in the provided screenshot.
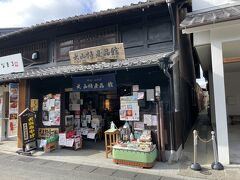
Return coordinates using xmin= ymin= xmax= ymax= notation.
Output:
xmin=180 ymin=4 xmax=240 ymax=30
xmin=0 ymin=52 xmax=171 ymax=83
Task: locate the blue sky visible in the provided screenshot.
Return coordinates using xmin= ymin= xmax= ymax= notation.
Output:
xmin=0 ymin=0 xmax=146 ymax=28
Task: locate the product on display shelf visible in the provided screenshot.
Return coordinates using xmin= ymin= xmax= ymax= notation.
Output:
xmin=122 ymin=121 xmax=131 ymax=142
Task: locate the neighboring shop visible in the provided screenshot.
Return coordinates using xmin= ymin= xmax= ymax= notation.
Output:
xmin=0 ymin=53 xmax=25 ymax=141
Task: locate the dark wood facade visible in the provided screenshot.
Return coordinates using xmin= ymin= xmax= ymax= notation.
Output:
xmin=0 ymin=1 xmax=197 ymax=153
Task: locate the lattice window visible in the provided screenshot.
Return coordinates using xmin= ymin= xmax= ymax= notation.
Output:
xmin=0 ymin=40 xmax=48 ymax=66
xmin=56 ymin=25 xmax=118 ymax=61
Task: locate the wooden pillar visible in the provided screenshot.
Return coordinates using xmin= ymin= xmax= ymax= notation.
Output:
xmin=18 ymin=80 xmax=28 ymax=148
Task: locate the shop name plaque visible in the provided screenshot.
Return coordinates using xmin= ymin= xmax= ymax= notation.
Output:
xmin=69 ymin=43 xmax=125 ymax=65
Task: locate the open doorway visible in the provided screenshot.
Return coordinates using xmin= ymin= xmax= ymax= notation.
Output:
xmin=64 ymin=90 xmax=124 ymax=151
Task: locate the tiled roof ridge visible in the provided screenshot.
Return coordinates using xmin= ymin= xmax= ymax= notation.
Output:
xmin=0 ymin=0 xmax=166 ymax=40
xmin=180 ymin=4 xmax=240 ymax=29
xmin=0 ymin=52 xmax=171 ymax=82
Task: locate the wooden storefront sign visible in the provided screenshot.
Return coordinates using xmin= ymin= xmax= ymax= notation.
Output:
xmin=69 ymin=43 xmax=125 ymax=65
xmin=19 ymin=108 xmax=37 ymax=152
xmin=38 ymin=128 xmax=59 ymax=138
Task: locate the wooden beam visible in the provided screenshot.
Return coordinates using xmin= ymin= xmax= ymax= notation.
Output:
xmin=18 ymin=80 xmax=27 ymax=148
xmin=224 ymin=57 xmax=240 ymax=64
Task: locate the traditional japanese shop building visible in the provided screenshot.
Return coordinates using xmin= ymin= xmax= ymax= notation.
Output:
xmin=0 ymin=0 xmax=198 ymax=162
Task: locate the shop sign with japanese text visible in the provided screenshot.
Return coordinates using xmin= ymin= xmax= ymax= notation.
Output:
xmin=38 ymin=128 xmax=59 ymax=138
xmin=69 ymin=43 xmax=125 ymax=64
xmin=19 ymin=109 xmax=37 ymax=145
xmin=72 ymin=73 xmax=116 ymax=92
xmin=0 ymin=53 xmax=24 ymax=75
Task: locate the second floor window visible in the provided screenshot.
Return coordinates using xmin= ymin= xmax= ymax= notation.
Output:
xmin=57 ymin=40 xmax=74 ymax=60
xmin=56 ymin=26 xmax=117 ymax=62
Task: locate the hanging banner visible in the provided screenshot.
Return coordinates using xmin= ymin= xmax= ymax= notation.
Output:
xmin=69 ymin=43 xmax=125 ymax=65
xmin=9 ymin=83 xmax=19 ymax=137
xmin=0 ymin=53 xmax=24 ymax=75
xmin=19 ymin=108 xmax=37 ymax=151
xmin=72 ymin=73 xmax=117 ymax=92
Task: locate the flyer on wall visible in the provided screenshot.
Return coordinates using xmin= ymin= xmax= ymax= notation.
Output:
xmin=119 ymin=96 xmax=139 ymax=121
xmin=9 ymin=83 xmax=19 ymax=137
xmin=42 ymin=93 xmax=61 ymax=126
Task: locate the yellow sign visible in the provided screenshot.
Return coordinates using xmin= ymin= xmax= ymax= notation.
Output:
xmin=38 ymin=128 xmax=59 ymax=138
xmin=30 ymin=99 xmax=38 ymax=112
xmin=69 ymin=43 xmax=125 ymax=65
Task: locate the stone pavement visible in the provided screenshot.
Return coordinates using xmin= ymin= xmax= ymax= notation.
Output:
xmin=0 ymin=152 xmax=183 ymax=180
xmin=178 ymin=111 xmax=240 ymax=180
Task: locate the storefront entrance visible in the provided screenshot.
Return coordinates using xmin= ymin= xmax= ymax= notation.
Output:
xmin=27 ymin=67 xmax=166 ymax=151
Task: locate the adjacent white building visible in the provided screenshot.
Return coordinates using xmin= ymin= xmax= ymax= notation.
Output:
xmin=181 ymin=0 xmax=240 ymax=165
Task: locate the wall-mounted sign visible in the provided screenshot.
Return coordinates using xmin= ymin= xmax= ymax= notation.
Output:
xmin=30 ymin=99 xmax=39 ymax=112
xmin=119 ymin=96 xmax=140 ymax=121
xmin=69 ymin=43 xmax=125 ymax=65
xmin=9 ymin=83 xmax=19 ymax=137
xmin=0 ymin=53 xmax=24 ymax=75
xmin=72 ymin=73 xmax=117 ymax=92
xmin=38 ymin=128 xmax=59 ymax=138
xmin=19 ymin=108 xmax=37 ymax=151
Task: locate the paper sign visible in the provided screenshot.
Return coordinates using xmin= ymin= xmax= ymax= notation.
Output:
xmin=0 ymin=53 xmax=24 ymax=75
xmin=69 ymin=104 xmax=80 ymax=111
xmin=134 ymin=122 xmax=144 ymax=130
xmin=144 ymin=114 xmax=152 ymax=126
xmin=66 ymin=139 xmax=74 ymax=147
xmin=151 ymin=115 xmax=158 ymax=126
xmin=59 ymin=133 xmax=67 ymax=146
xmin=30 ymin=99 xmax=39 ymax=111
xmin=87 ymin=132 xmax=96 ymax=139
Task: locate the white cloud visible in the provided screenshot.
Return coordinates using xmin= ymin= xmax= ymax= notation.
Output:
xmin=0 ymin=0 xmax=146 ymax=28
xmin=94 ymin=0 xmax=145 ymax=11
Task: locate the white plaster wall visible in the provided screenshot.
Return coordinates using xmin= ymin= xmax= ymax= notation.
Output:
xmin=225 ymin=71 xmax=240 ymax=116
xmin=192 ymin=0 xmax=235 ymax=11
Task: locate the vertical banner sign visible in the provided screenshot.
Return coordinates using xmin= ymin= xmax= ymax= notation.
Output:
xmin=9 ymin=83 xmax=19 ymax=137
xmin=19 ymin=108 xmax=37 ymax=151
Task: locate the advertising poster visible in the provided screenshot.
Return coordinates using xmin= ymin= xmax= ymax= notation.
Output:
xmin=42 ymin=94 xmax=61 ymax=126
xmin=119 ymin=96 xmax=139 ymax=121
xmin=133 ymin=122 xmax=144 ymax=130
xmin=9 ymin=83 xmax=19 ymax=137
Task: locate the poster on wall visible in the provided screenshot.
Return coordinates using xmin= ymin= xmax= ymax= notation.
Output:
xmin=42 ymin=94 xmax=61 ymax=126
xmin=9 ymin=83 xmax=19 ymax=137
xmin=30 ymin=99 xmax=39 ymax=112
xmin=119 ymin=96 xmax=139 ymax=121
